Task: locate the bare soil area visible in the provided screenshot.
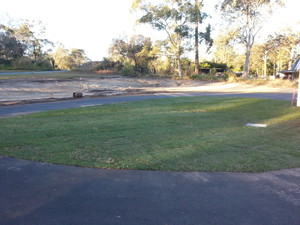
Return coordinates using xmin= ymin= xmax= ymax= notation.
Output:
xmin=0 ymin=74 xmax=295 ymax=105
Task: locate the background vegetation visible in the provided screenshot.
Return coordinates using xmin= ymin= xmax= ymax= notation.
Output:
xmin=1 ymin=0 xmax=299 ymax=80
xmin=96 ymin=0 xmax=299 ymax=80
xmin=0 ymin=22 xmax=89 ymax=71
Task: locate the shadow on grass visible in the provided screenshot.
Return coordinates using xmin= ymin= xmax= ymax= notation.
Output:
xmin=0 ymin=97 xmax=299 ymax=172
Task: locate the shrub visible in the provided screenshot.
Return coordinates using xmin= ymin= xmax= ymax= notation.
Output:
xmin=121 ymin=63 xmax=136 ymax=76
xmin=0 ymin=59 xmax=12 ymax=69
xmin=11 ymin=57 xmax=53 ymax=71
xmin=199 ymin=61 xmax=227 ymax=70
xmin=191 ymin=73 xmax=224 ymax=81
xmin=93 ymin=58 xmax=123 ymax=72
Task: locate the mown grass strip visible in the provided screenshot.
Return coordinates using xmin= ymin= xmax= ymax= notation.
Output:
xmin=0 ymin=97 xmax=299 ymax=172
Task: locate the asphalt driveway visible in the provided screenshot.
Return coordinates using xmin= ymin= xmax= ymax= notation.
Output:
xmin=0 ymin=156 xmax=300 ymax=225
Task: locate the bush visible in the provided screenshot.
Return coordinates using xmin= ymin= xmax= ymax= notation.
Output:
xmin=11 ymin=57 xmax=53 ymax=71
xmin=0 ymin=59 xmax=12 ymax=70
xmin=93 ymin=58 xmax=123 ymax=72
xmin=199 ymin=61 xmax=227 ymax=70
xmin=121 ymin=63 xmax=136 ymax=76
xmin=191 ymin=73 xmax=224 ymax=81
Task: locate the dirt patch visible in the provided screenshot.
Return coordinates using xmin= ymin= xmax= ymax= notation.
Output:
xmin=0 ymin=75 xmax=295 ymax=106
xmin=0 ymin=76 xmax=192 ymax=105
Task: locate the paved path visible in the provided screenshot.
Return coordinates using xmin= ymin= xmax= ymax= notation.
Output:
xmin=0 ymin=156 xmax=299 ymax=225
xmin=0 ymin=91 xmax=294 ymax=118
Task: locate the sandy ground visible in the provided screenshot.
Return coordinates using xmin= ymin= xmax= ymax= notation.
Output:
xmin=0 ymin=75 xmax=296 ymax=105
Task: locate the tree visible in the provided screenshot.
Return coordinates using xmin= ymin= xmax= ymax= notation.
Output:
xmin=0 ymin=25 xmax=24 ymax=60
xmin=132 ymin=0 xmax=212 ymax=77
xmin=68 ymin=49 xmax=89 ymax=69
xmin=13 ymin=21 xmax=53 ymax=60
xmin=192 ymin=0 xmax=212 ymax=74
xmin=51 ymin=46 xmax=89 ymax=70
xmin=249 ymin=43 xmax=267 ymax=76
xmin=220 ymin=0 xmax=283 ymax=78
xmin=109 ymin=35 xmax=157 ymax=74
xmin=266 ymin=33 xmax=297 ymax=75
xmin=250 ymin=32 xmax=298 ymax=76
xmin=194 ymin=0 xmax=200 ymax=74
xmin=212 ymin=30 xmax=237 ymax=69
xmin=51 ymin=45 xmax=70 ymax=69
xmin=109 ymin=35 xmax=145 ymax=66
xmin=132 ymin=0 xmax=196 ymax=77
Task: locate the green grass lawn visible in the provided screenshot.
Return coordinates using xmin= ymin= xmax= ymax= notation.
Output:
xmin=1 ymin=97 xmax=300 ymax=172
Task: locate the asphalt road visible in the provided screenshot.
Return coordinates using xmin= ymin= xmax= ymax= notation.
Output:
xmin=0 ymin=91 xmax=294 ymax=118
xmin=0 ymin=156 xmax=299 ymax=225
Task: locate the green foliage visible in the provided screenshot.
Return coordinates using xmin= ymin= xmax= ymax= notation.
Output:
xmin=0 ymin=32 xmax=24 ymax=60
xmin=109 ymin=35 xmax=157 ymax=74
xmin=0 ymin=64 xmax=11 ymax=70
xmin=199 ymin=62 xmax=210 ymax=68
xmin=134 ymin=0 xmax=207 ymax=77
xmin=51 ymin=46 xmax=89 ymax=70
xmin=93 ymin=58 xmax=123 ymax=71
xmin=11 ymin=57 xmax=53 ymax=70
xmin=199 ymin=24 xmax=213 ymax=49
xmin=212 ymin=30 xmax=239 ymax=69
xmin=0 ymin=19 xmax=88 ymax=71
xmin=0 ymin=59 xmax=12 ymax=69
xmin=199 ymin=61 xmax=227 ymax=69
xmin=191 ymin=73 xmax=223 ymax=81
xmin=0 ymin=20 xmax=55 ymax=71
xmin=219 ymin=0 xmax=284 ymax=77
xmin=68 ymin=49 xmax=89 ymax=69
xmin=121 ymin=62 xmax=136 ymax=76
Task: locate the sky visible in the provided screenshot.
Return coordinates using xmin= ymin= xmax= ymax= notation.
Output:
xmin=0 ymin=0 xmax=299 ymax=61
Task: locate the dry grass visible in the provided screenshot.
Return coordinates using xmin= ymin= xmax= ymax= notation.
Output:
xmin=0 ymin=70 xmax=108 ymax=80
xmin=227 ymin=75 xmax=298 ymax=88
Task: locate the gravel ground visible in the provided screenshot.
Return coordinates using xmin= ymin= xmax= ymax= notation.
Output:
xmin=0 ymin=75 xmax=295 ymax=105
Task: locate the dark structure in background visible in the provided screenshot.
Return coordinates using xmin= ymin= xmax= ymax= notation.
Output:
xmin=278 ymin=57 xmax=300 ymax=80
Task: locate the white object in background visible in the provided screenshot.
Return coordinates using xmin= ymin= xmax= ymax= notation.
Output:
xmin=246 ymin=123 xmax=268 ymax=128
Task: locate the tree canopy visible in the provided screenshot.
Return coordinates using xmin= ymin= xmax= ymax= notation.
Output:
xmin=0 ymin=20 xmax=89 ymax=70
xmin=219 ymin=0 xmax=284 ymax=77
xmin=132 ymin=0 xmax=212 ymax=77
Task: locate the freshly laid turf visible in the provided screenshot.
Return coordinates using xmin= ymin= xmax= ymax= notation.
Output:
xmin=0 ymin=97 xmax=299 ymax=172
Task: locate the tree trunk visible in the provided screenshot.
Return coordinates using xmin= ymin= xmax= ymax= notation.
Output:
xmin=194 ymin=0 xmax=199 ymax=75
xmin=243 ymin=43 xmax=251 ymax=78
xmin=176 ymin=37 xmax=183 ymax=77
xmin=177 ymin=53 xmax=182 ymax=77
xmin=50 ymin=58 xmax=55 ymax=69
xmin=195 ymin=24 xmax=199 ymax=74
xmin=263 ymin=53 xmax=267 ymax=78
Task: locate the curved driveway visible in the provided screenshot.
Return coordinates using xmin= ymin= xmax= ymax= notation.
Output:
xmin=0 ymin=91 xmax=299 ymax=225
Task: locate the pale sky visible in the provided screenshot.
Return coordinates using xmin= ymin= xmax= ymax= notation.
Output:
xmin=0 ymin=0 xmax=299 ymax=61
